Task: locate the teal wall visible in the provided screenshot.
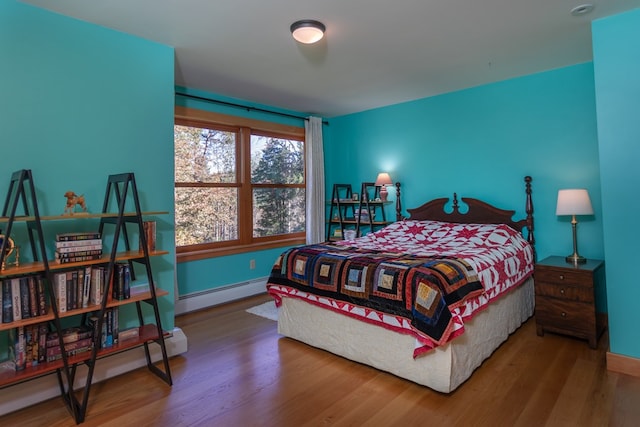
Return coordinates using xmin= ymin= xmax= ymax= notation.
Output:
xmin=593 ymin=9 xmax=640 ymax=358
xmin=0 ymin=0 xmax=176 ymax=342
xmin=325 ymin=63 xmax=604 ymax=266
xmin=174 ymin=87 xmax=309 ymax=294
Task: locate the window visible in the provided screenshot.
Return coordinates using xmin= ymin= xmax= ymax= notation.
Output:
xmin=175 ymin=107 xmax=306 ymax=261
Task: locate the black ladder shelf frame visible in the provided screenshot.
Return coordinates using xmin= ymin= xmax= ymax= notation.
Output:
xmin=69 ymin=172 xmax=173 ymax=423
xmin=355 ymin=182 xmax=389 ymax=237
xmin=0 ymin=169 xmax=80 ymax=421
xmin=326 ymin=184 xmax=358 ymax=241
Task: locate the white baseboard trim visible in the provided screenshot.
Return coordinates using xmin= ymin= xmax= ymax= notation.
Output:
xmin=0 ymin=327 xmax=188 ymax=416
xmin=175 ymin=277 xmax=268 ymax=315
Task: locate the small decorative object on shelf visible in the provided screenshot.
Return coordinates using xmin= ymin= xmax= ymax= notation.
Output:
xmin=0 ymin=234 xmax=19 ymax=270
xmin=63 ymin=191 xmax=88 ymax=215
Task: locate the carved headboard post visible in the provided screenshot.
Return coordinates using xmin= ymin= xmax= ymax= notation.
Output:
xmin=395 ymin=182 xmax=402 ymax=221
xmin=524 ymin=176 xmax=535 ymax=257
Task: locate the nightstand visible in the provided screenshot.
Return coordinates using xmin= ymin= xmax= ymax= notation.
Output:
xmin=534 ymin=256 xmax=606 ymax=348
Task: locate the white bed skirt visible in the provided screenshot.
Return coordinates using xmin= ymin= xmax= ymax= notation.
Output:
xmin=277 ymin=276 xmax=534 ymax=393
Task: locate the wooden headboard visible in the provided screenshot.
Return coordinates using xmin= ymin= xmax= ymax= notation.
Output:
xmin=405 ymin=176 xmax=535 ymax=248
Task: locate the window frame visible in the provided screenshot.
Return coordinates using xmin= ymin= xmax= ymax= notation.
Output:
xmin=175 ymin=106 xmax=306 ymax=263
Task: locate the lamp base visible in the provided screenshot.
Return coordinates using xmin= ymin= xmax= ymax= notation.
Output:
xmin=565 ymin=254 xmax=587 ymax=265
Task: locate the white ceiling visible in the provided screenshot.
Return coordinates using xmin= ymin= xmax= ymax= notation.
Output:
xmin=23 ymin=0 xmax=640 ymax=118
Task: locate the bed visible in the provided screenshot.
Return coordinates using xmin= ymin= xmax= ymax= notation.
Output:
xmin=266 ymin=177 xmax=535 ymax=393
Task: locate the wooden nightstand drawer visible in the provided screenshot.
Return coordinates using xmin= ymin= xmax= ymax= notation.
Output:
xmin=535 ymin=282 xmax=594 ymax=303
xmin=535 ymin=268 xmax=593 ymax=288
xmin=535 ymin=296 xmax=595 ymax=336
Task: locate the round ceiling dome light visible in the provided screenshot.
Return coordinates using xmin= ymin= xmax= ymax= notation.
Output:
xmin=290 ymin=20 xmax=326 ymax=44
xmin=570 ymin=4 xmax=595 ymax=16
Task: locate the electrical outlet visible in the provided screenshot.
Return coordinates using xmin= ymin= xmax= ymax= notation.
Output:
xmin=250 ymin=259 xmax=256 ymax=269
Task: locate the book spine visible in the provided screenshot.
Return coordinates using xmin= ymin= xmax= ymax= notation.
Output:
xmin=19 ymin=277 xmax=30 ymax=320
xmin=123 ymin=264 xmax=130 ymax=300
xmin=56 ymin=245 xmax=103 ymax=254
xmin=56 ymin=254 xmax=103 ymax=264
xmin=28 ymin=276 xmax=38 ymax=318
xmin=56 ymin=232 xmax=101 ymax=242
xmin=82 ymin=266 xmax=92 ymax=308
xmin=54 ymin=272 xmax=67 ymax=313
xmin=25 ymin=325 xmax=36 ymax=367
xmin=112 ymin=306 xmax=119 ymax=345
xmin=90 ymin=266 xmax=103 ymax=306
xmin=105 ymin=309 xmax=113 ymax=348
xmin=2 ymin=279 xmax=13 ymax=322
xmin=9 ymin=326 xmax=26 ymax=371
xmin=11 ymin=278 xmax=22 ymax=321
xmin=37 ymin=276 xmax=47 ymax=316
xmin=38 ymin=323 xmax=48 ymax=363
xmin=55 ymin=238 xmax=102 ymax=249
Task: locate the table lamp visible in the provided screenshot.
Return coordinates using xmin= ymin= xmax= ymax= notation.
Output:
xmin=556 ymin=189 xmax=593 ymax=264
xmin=375 ymin=173 xmax=393 ymax=202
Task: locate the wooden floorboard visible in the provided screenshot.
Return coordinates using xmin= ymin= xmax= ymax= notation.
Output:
xmin=1 ymin=293 xmax=640 ymax=426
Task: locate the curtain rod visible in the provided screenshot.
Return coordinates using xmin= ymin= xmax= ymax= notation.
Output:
xmin=175 ymin=92 xmax=329 ymax=125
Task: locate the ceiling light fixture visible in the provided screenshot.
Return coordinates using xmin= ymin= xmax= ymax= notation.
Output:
xmin=290 ymin=20 xmax=326 ymax=44
xmin=570 ymin=4 xmax=595 ymax=16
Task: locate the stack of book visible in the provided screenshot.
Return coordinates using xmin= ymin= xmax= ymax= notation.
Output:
xmin=1 ymin=275 xmax=49 ymax=324
xmin=45 ymin=325 xmax=94 ymax=363
xmin=55 ymin=232 xmax=102 ymax=264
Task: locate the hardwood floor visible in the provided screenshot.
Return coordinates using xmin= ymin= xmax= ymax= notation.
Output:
xmin=1 ymin=293 xmax=640 ymax=426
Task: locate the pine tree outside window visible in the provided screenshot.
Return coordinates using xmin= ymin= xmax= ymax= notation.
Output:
xmin=175 ymin=107 xmax=306 ymax=261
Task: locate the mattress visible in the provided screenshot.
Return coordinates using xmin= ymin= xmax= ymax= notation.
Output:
xmin=277 ymin=276 xmax=534 ymax=393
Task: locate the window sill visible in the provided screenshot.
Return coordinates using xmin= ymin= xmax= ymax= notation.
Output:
xmin=176 ymin=237 xmax=306 ymax=263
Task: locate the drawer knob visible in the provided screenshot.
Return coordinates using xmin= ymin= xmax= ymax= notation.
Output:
xmin=561 ymin=312 xmax=567 ymax=318
xmin=560 ymin=288 xmax=565 ymax=295
xmin=559 ymin=274 xmax=565 ymax=280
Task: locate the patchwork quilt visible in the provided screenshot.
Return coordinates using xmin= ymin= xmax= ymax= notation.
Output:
xmin=267 ymin=220 xmax=534 ymax=356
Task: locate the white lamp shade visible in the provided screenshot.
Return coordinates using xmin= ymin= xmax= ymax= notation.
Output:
xmin=556 ymin=189 xmax=594 ymax=216
xmin=375 ymin=172 xmax=393 ymax=187
xmin=291 ymin=20 xmax=325 ymax=44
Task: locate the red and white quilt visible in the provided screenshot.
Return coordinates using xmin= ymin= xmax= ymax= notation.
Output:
xmin=338 ymin=220 xmax=534 ymax=316
xmin=268 ymin=219 xmax=534 ymax=357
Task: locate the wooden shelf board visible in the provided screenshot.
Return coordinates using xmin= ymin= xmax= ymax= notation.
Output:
xmin=0 ymin=250 xmax=169 ymax=276
xmin=0 ymin=324 xmax=164 ymax=389
xmin=0 ymin=288 xmax=168 ymax=331
xmin=0 ymin=211 xmax=168 ymax=223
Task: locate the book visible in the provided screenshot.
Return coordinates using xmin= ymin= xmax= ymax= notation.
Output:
xmin=36 ymin=276 xmax=47 ymax=316
xmin=118 ymin=327 xmax=139 ymax=342
xmin=55 ymin=238 xmax=102 ymax=249
xmin=46 ymin=326 xmax=94 ymax=347
xmin=81 ymin=266 xmax=91 ymax=308
xmin=90 ymin=266 xmax=103 ymax=306
xmin=11 ymin=278 xmax=22 ymax=321
xmin=56 ymin=254 xmax=103 ymax=264
xmin=28 ymin=276 xmax=38 ymax=318
xmin=2 ymin=279 xmax=13 ymax=322
xmin=56 ymin=244 xmax=103 ymax=254
xmin=56 ymin=232 xmax=101 ymax=242
xmin=19 ymin=277 xmax=31 ymax=320
xmin=139 ymin=220 xmax=156 ymax=253
xmin=25 ymin=325 xmax=38 ymax=367
xmin=38 ymin=323 xmax=48 ymax=363
xmin=9 ymin=326 xmax=26 ymax=371
xmin=53 ymin=272 xmax=67 ymax=313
